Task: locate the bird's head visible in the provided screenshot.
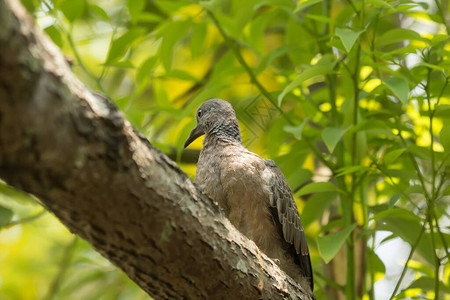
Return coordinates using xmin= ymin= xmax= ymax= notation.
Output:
xmin=184 ymin=99 xmax=242 ymax=148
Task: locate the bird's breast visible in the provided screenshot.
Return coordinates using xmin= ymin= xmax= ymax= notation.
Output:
xmin=196 ymin=146 xmax=281 ymax=253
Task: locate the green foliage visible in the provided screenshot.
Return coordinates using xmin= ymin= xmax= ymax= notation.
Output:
xmin=2 ymin=0 xmax=449 ymax=299
xmin=316 ymin=223 xmax=357 ymax=263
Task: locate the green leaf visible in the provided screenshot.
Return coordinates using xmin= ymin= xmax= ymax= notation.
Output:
xmin=322 ymin=127 xmax=349 ymax=152
xmin=368 ymin=0 xmax=395 ymax=9
xmin=384 ymin=148 xmax=406 ymax=165
xmin=58 ymin=0 xmax=85 ymax=23
xmin=405 ymin=277 xmax=450 ymax=294
xmin=405 ymin=185 xmax=424 ymax=195
xmin=316 ymin=223 xmax=357 ymax=263
xmin=287 ymin=168 xmax=313 ymax=191
xmin=278 ymin=64 xmax=334 ymax=105
xmin=257 ymin=46 xmax=291 ymax=73
xmin=382 ymin=77 xmax=409 ymax=105
xmin=44 ymin=25 xmax=63 ymax=48
xmin=88 ymin=4 xmax=109 ymax=21
xmin=372 ymin=205 xmax=434 ymax=265
xmin=376 ymin=28 xmax=424 ymax=47
xmin=370 ymin=208 xmax=420 ymax=222
xmin=247 ymin=14 xmax=268 ymax=52
xmin=106 ymin=28 xmax=145 ymax=64
xmin=165 ymin=70 xmax=200 ymax=82
xmin=283 ymin=118 xmax=309 ymax=140
xmin=127 ymin=0 xmax=145 ymax=24
xmin=125 ymin=109 xmax=146 ymax=128
xmin=335 ymin=28 xmax=364 ymax=52
xmin=296 ymin=182 xmax=338 ymax=196
xmin=388 ymin=193 xmax=401 ymax=208
xmin=159 ymin=21 xmax=191 ymax=71
xmin=294 ymin=0 xmax=322 ymax=12
xmin=253 ymin=0 xmax=295 ymax=10
xmin=137 ymin=56 xmax=157 ymax=84
xmin=336 ymin=165 xmax=371 ymax=176
xmin=232 ymin=0 xmax=259 ymax=33
xmin=440 ymin=121 xmax=450 ymax=151
xmin=0 ymin=205 xmax=13 ymax=227
xmin=190 ymin=22 xmax=207 ymax=58
xmin=367 ymin=248 xmax=386 ymax=279
xmin=301 ymin=192 xmax=337 ymax=227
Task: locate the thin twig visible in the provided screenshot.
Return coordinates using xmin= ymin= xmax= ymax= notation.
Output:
xmin=390 ymin=221 xmax=426 ymax=299
xmin=2 ymin=210 xmax=47 ymax=229
xmin=44 ymin=237 xmax=78 ymax=300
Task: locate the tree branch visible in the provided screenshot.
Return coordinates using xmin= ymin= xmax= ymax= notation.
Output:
xmin=0 ymin=0 xmax=312 ymax=299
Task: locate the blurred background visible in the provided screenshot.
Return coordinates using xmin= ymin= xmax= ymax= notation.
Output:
xmin=1 ymin=0 xmax=449 ymax=299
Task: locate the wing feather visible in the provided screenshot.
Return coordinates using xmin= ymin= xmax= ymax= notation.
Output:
xmin=264 ymin=159 xmax=314 ymax=291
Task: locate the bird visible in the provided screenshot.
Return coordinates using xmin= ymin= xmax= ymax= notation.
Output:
xmin=184 ymin=99 xmax=314 ymax=296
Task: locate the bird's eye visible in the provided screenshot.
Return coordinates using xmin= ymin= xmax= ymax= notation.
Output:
xmin=197 ymin=110 xmax=202 ymax=118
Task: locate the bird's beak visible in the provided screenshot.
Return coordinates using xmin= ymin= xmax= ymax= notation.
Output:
xmin=184 ymin=124 xmax=205 ymax=149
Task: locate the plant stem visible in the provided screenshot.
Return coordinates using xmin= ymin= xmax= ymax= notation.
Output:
xmin=428 ymin=213 xmax=440 ymax=299
xmin=44 ymin=237 xmax=78 ymax=300
xmin=314 ymin=271 xmax=345 ymax=291
xmin=390 ymin=222 xmax=426 ymax=299
xmin=434 ymin=0 xmax=450 ymax=35
xmin=2 ymin=210 xmax=46 ymax=229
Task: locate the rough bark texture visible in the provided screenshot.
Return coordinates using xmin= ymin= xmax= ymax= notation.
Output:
xmin=0 ymin=0 xmax=312 ymax=299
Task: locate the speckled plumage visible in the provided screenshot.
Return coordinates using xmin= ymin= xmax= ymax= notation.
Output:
xmin=184 ymin=99 xmax=314 ymax=295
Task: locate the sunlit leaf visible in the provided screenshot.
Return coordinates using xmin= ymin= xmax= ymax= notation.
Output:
xmin=384 ymin=148 xmax=406 ymax=165
xmin=316 ymin=223 xmax=357 ymax=263
xmin=405 ymin=277 xmax=450 ymax=294
xmin=440 ymin=121 xmax=450 ymax=151
xmin=336 ymin=165 xmax=371 ymax=176
xmin=283 ymin=118 xmax=309 ymax=140
xmin=376 ymin=28 xmax=424 ymax=47
xmin=253 ymin=0 xmax=295 ymax=10
xmin=296 ymin=182 xmax=338 ymax=196
xmin=388 ymin=193 xmax=401 ymax=208
xmin=370 ymin=207 xmax=420 ymax=222
xmin=0 ymin=205 xmax=13 ymax=227
xmin=294 ymin=0 xmax=322 ymax=12
xmin=58 ymin=0 xmax=85 ymax=23
xmin=301 ymin=192 xmax=337 ymax=227
xmin=287 ymin=168 xmax=313 ymax=191
xmin=88 ymin=4 xmax=109 ymax=21
xmin=44 ymin=25 xmax=63 ymax=48
xmin=106 ymin=28 xmax=145 ymax=64
xmin=159 ymin=21 xmax=191 ymax=70
xmin=278 ymin=64 xmax=334 ymax=105
xmin=367 ymin=248 xmax=386 ymax=280
xmin=335 ymin=27 xmax=364 ymax=52
xmin=137 ymin=56 xmax=157 ymax=84
xmin=164 ymin=70 xmax=200 ymax=82
xmin=190 ymin=22 xmax=207 ymax=58
xmin=322 ymin=127 xmax=349 ymax=152
xmin=127 ymin=0 xmax=145 ymax=24
xmin=372 ymin=205 xmax=435 ymax=265
xmin=382 ymin=77 xmax=409 ymax=105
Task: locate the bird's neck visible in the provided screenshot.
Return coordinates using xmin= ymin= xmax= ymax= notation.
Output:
xmin=204 ymin=123 xmax=242 ymax=147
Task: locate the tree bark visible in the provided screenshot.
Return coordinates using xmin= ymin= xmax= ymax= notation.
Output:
xmin=0 ymin=0 xmax=313 ymax=299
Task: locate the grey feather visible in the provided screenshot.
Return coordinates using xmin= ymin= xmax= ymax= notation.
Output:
xmin=264 ymin=159 xmax=314 ymax=290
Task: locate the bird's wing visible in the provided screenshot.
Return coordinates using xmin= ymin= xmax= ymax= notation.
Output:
xmin=264 ymin=159 xmax=313 ymax=290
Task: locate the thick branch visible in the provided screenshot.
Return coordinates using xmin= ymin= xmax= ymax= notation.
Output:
xmin=0 ymin=0 xmax=311 ymax=299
